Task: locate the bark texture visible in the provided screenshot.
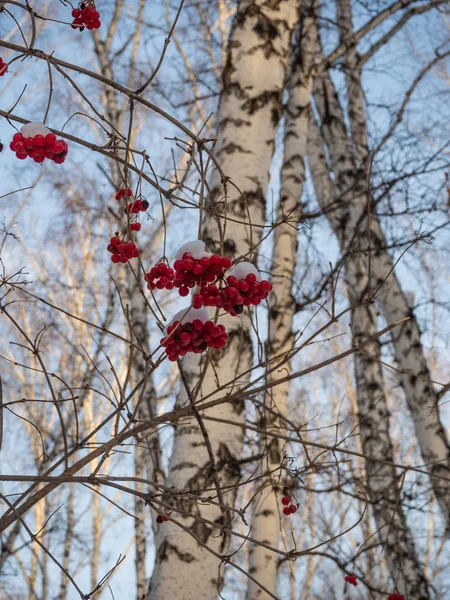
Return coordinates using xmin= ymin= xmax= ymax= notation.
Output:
xmin=247 ymin=2 xmax=317 ymax=596
xmin=308 ymin=112 xmax=430 ymax=599
xmin=312 ymin=0 xmax=450 ymax=526
xmin=148 ymin=1 xmax=299 ymax=598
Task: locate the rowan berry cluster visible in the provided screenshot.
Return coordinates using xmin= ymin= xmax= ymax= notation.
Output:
xmin=193 ymin=271 xmax=272 ymax=315
xmin=345 ymin=575 xmax=358 ymax=587
xmin=151 ymin=241 xmax=272 ymax=361
xmin=161 ymin=315 xmax=228 ymax=362
xmin=387 ymin=595 xmax=405 ymax=600
xmin=71 ymin=3 xmax=101 ymax=31
xmin=173 ymin=252 xmax=231 ymax=297
xmin=156 ymin=515 xmax=169 ymax=524
xmin=0 ymin=58 xmax=7 ymax=77
xmin=113 ymin=187 xmax=146 ymax=232
xmin=107 ymin=236 xmax=140 ymax=264
xmin=115 ymin=188 xmax=133 ymax=201
xmin=145 ymin=263 xmax=175 ymax=291
xmin=125 ymin=198 xmax=149 ymax=215
xmin=281 ymin=495 xmax=297 ymax=516
xmin=10 ymin=123 xmax=68 ymax=164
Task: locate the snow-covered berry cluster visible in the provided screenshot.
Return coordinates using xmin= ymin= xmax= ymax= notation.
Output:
xmin=161 ymin=307 xmax=228 ymax=362
xmin=167 ymin=241 xmax=232 ymax=297
xmin=107 ymin=236 xmax=139 ymax=264
xmin=150 ymin=241 xmax=272 ymax=361
xmin=345 ymin=575 xmax=358 ymax=587
xmin=156 ymin=514 xmax=169 ymax=524
xmin=71 ymin=3 xmax=101 ymax=31
xmin=193 ymin=263 xmax=272 ymax=316
xmin=0 ymin=58 xmax=7 ymax=77
xmin=10 ymin=123 xmax=68 ymax=164
xmin=387 ymin=595 xmax=405 ymax=600
xmin=145 ymin=263 xmax=175 ymax=291
xmin=281 ymin=495 xmax=297 ymax=516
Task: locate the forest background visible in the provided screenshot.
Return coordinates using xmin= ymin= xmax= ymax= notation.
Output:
xmin=1 ymin=1 xmax=450 ymax=599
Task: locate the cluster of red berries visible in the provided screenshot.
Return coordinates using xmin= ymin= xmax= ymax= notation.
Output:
xmin=107 ymin=236 xmax=140 ymax=263
xmin=172 ymin=252 xmax=232 ymax=297
xmin=115 ymin=189 xmax=144 ymax=229
xmin=345 ymin=575 xmax=358 ymax=587
xmin=71 ymin=3 xmax=101 ymax=31
xmin=125 ymin=198 xmax=149 ymax=215
xmin=387 ymin=595 xmax=405 ymax=600
xmin=161 ymin=318 xmax=228 ymax=361
xmin=0 ymin=58 xmax=7 ymax=77
xmin=281 ymin=496 xmax=298 ymax=516
xmin=115 ymin=188 xmax=133 ymax=201
xmin=151 ymin=241 xmax=273 ymax=361
xmin=145 ymin=263 xmax=175 ymax=291
xmin=193 ymin=272 xmax=272 ymax=316
xmin=156 ymin=514 xmax=169 ymax=523
xmin=10 ymin=127 xmax=68 ymax=164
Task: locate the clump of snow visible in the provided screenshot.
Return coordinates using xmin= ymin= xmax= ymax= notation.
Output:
xmin=175 ymin=240 xmax=212 ymax=261
xmin=21 ymin=122 xmax=51 ymax=138
xmin=164 ymin=306 xmax=209 ymax=334
xmin=229 ymin=261 xmax=261 ymax=281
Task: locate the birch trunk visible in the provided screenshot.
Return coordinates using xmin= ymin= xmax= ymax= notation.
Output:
xmin=148 ymin=1 xmax=299 ymax=598
xmin=247 ymin=3 xmax=317 ymax=596
xmin=313 ymin=1 xmax=450 ymax=525
xmin=127 ymin=272 xmax=162 ymax=599
xmin=308 ymin=114 xmax=430 ymax=598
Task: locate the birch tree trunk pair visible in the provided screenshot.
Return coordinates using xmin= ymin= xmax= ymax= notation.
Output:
xmin=148 ymin=1 xmax=300 ymax=598
xmin=311 ymin=0 xmax=450 ymax=533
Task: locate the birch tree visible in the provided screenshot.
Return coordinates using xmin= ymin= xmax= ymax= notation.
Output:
xmin=311 ymin=0 xmax=450 ymax=529
xmin=247 ymin=2 xmax=317 ymax=595
xmin=148 ymin=1 xmax=300 ymax=598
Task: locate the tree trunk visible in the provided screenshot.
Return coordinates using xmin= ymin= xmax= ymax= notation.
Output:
xmin=312 ymin=4 xmax=450 ymax=526
xmin=248 ymin=2 xmax=317 ymax=596
xmin=148 ymin=1 xmax=299 ymax=598
xmin=308 ymin=109 xmax=430 ymax=598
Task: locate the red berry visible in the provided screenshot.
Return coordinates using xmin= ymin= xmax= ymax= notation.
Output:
xmin=282 ymin=507 xmax=291 ymax=516
xmin=182 ymin=257 xmax=194 ymax=270
xmin=179 ymin=287 xmax=189 ymax=297
xmin=45 ymin=133 xmax=56 ymax=147
xmin=130 ymin=223 xmax=141 ymax=231
xmin=12 ymin=133 xmax=23 ymax=143
xmin=33 ymin=135 xmax=45 ymax=147
xmin=345 ymin=575 xmax=357 ymax=586
xmin=281 ymin=496 xmax=290 ymax=506
xmin=210 ymin=254 xmax=222 ymax=267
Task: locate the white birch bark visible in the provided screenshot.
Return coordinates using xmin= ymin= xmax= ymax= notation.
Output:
xmin=247 ymin=3 xmax=317 ymax=596
xmin=148 ymin=1 xmax=299 ymax=598
xmin=128 ymin=277 xmax=155 ymax=600
xmin=308 ymin=114 xmax=430 ymax=598
xmin=335 ymin=0 xmax=368 ymax=164
xmin=313 ymin=2 xmax=450 ymax=524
